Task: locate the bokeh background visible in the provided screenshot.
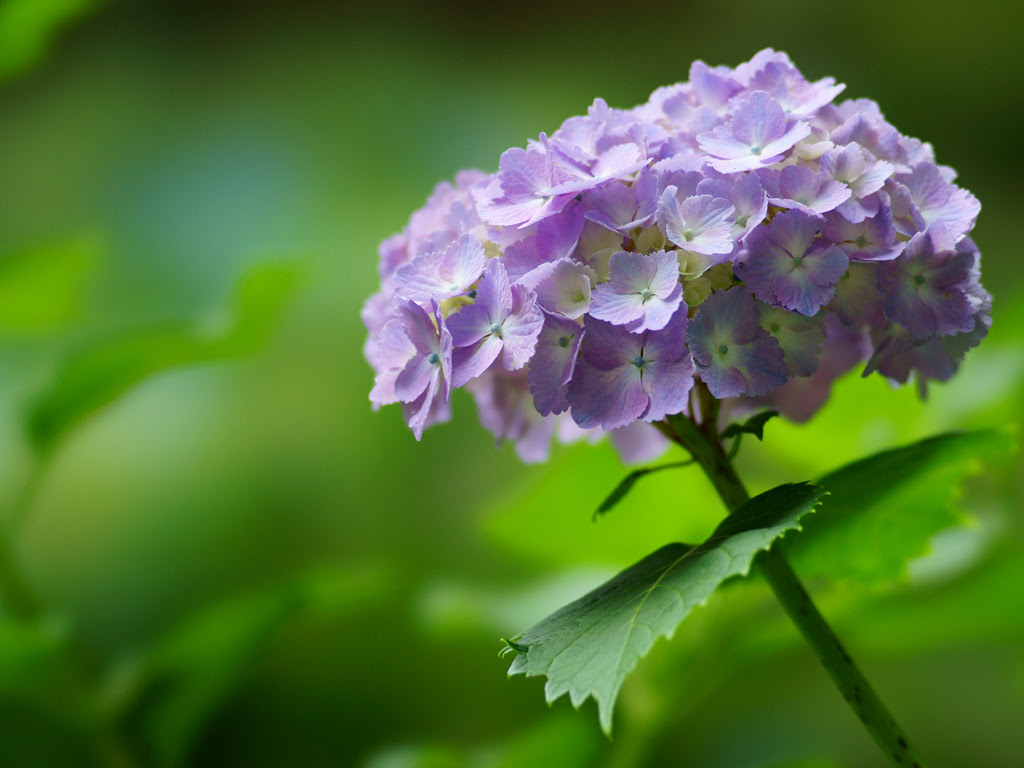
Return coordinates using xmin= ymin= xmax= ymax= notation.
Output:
xmin=1 ymin=1 xmax=1023 ymax=766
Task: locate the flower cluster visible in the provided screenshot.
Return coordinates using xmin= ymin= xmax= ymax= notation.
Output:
xmin=364 ymin=49 xmax=988 ymax=462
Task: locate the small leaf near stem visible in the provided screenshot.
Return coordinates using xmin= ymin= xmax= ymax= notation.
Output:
xmin=720 ymin=410 xmax=779 ymax=460
xmin=593 ymin=460 xmax=695 ymax=520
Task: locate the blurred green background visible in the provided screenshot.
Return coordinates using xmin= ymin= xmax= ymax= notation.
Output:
xmin=0 ymin=1 xmax=1022 ymax=766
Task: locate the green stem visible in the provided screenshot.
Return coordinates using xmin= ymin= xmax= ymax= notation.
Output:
xmin=662 ymin=412 xmax=927 ymax=768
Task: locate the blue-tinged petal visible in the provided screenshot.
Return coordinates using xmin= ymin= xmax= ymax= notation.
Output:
xmin=567 ymin=360 xmax=648 ymax=430
xmin=528 ymin=312 xmax=584 ymax=416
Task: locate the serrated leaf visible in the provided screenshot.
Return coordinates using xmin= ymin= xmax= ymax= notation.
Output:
xmin=785 ymin=430 xmax=1014 ymax=584
xmin=506 ymin=482 xmax=825 ymax=734
xmin=720 ymin=409 xmax=778 ymax=441
xmin=25 ymin=260 xmax=305 ymax=454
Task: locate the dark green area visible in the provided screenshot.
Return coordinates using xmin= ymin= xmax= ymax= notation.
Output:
xmin=0 ymin=2 xmax=1022 ymax=767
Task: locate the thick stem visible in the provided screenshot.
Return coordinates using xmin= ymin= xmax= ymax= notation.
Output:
xmin=661 ymin=413 xmax=927 ymax=768
xmin=758 ymin=547 xmax=927 ymax=768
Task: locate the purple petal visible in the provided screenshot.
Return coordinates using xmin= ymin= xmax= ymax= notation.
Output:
xmin=567 ymin=360 xmax=648 ymax=430
xmin=528 ymin=312 xmax=585 ymax=415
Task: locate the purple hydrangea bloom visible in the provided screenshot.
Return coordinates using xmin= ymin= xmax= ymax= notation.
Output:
xmin=503 ymin=201 xmax=586 ymax=284
xmin=469 ymin=370 xmax=558 ymax=463
xmin=747 ymin=59 xmax=845 ymax=117
xmin=531 ymin=258 xmax=596 ymax=320
xmin=448 ymin=258 xmax=544 ymax=386
xmin=823 ymin=195 xmax=904 ymax=262
xmin=697 ymin=91 xmax=811 ymax=173
xmin=582 ymin=172 xmax=659 ymax=232
xmin=394 ymin=234 xmax=487 ymax=302
xmin=527 ymin=310 xmax=585 ymax=416
xmin=369 ymin=299 xmax=453 ymax=440
xmin=763 ymin=165 xmax=851 ymax=215
xmin=818 ymin=143 xmax=895 ymax=223
xmin=758 ymin=304 xmax=826 ymax=377
xmin=687 ymin=287 xmax=788 ymax=398
xmin=736 ymin=209 xmax=849 ymax=316
xmin=589 ymin=250 xmax=683 ymax=332
xmin=896 ymin=162 xmax=980 ymax=237
xmin=828 ymin=263 xmax=883 ymax=327
xmin=877 ymin=224 xmax=978 ymax=339
xmin=567 ymin=309 xmax=693 ymax=430
xmin=366 ymin=49 xmax=989 ymax=450
xmin=656 ymin=188 xmax=736 ymax=258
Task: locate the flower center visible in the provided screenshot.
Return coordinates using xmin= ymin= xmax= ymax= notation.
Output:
xmin=427 ymin=352 xmax=439 ymax=365
xmin=489 ymin=322 xmax=503 ymax=336
xmin=639 ymin=288 xmax=654 ymax=302
xmin=750 ymin=145 xmax=762 ymax=156
xmin=632 ymin=356 xmax=646 ymax=369
xmin=683 ymin=228 xmax=695 ymax=241
xmin=914 ymin=274 xmax=926 ymax=285
xmin=791 ymin=256 xmax=803 ymax=267
xmin=856 ymin=236 xmax=868 ymax=248
xmin=558 ymin=336 xmax=570 ymax=348
xmin=769 ymin=323 xmax=781 ymax=333
xmin=718 ymin=344 xmax=729 ymax=355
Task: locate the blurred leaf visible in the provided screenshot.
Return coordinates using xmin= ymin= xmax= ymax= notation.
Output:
xmin=493 ymin=713 xmax=600 ymax=768
xmin=0 ymin=617 xmax=70 ymax=698
xmin=0 ymin=236 xmax=100 ymax=335
xmin=505 ymin=483 xmax=825 ymax=734
xmin=121 ymin=564 xmax=393 ymax=768
xmin=0 ymin=0 xmax=103 ymax=80
xmin=785 ymin=430 xmax=1015 ymax=584
xmin=362 ymin=714 xmax=600 ymax=768
xmin=26 ymin=260 xmax=305 ymax=454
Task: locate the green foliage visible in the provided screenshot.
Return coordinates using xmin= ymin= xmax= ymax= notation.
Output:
xmin=118 ymin=565 xmax=392 ymax=768
xmin=25 ymin=260 xmax=305 ymax=454
xmin=0 ymin=618 xmax=71 ymax=701
xmin=593 ymin=460 xmax=693 ymax=519
xmin=785 ymin=430 xmax=1014 ymax=584
xmin=505 ymin=483 xmax=825 ymax=734
xmin=362 ymin=715 xmax=600 ymax=768
xmin=0 ymin=0 xmax=103 ymax=81
xmin=0 ymin=236 xmax=101 ymax=335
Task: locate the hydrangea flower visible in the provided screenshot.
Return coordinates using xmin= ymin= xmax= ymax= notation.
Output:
xmin=567 ymin=309 xmax=694 ymax=430
xmin=363 ymin=49 xmax=989 ymax=461
xmin=589 ymin=250 xmax=683 ymax=332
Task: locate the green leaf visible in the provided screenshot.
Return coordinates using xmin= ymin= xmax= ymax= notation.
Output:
xmin=0 ymin=236 xmax=101 ymax=335
xmin=0 ymin=617 xmax=71 ymax=698
xmin=25 ymin=260 xmax=305 ymax=454
xmin=120 ymin=564 xmax=392 ymax=768
xmin=0 ymin=0 xmax=103 ymax=81
xmin=720 ymin=409 xmax=779 ymax=441
xmin=593 ymin=460 xmax=693 ymax=519
xmin=785 ymin=430 xmax=1015 ymax=584
xmin=505 ymin=482 xmax=825 ymax=734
